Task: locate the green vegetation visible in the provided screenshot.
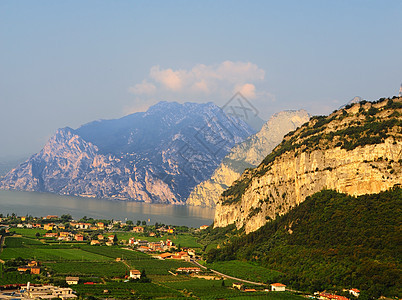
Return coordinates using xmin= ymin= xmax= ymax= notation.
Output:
xmin=207 ymin=188 xmax=402 ymax=298
xmin=207 ymin=260 xmax=282 ymax=283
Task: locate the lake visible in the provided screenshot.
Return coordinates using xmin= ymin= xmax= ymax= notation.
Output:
xmin=0 ymin=190 xmax=215 ymax=227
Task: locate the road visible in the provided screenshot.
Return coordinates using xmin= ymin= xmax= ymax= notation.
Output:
xmin=190 ymin=259 xmax=267 ymax=287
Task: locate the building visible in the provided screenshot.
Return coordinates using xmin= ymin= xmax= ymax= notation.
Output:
xmin=157 ymin=252 xmax=173 ymax=260
xmin=349 ymin=288 xmax=360 ymax=297
xmin=319 ymin=293 xmax=349 ymax=300
xmin=30 ymin=267 xmax=41 ymax=274
xmin=200 ymin=225 xmax=209 ymax=230
xmin=271 ymin=283 xmax=286 ymax=292
xmin=66 ymin=277 xmax=79 ymax=285
xmin=21 ymin=284 xmax=77 ymax=299
xmin=176 ymin=267 xmax=201 ymax=273
xmin=74 ymin=234 xmax=84 ymax=241
xmin=129 ymin=269 xmax=141 ymax=279
xmin=132 ymin=226 xmax=144 ymax=233
xmin=233 ymin=282 xmax=244 ymax=290
xmin=91 ymin=240 xmax=100 ymax=245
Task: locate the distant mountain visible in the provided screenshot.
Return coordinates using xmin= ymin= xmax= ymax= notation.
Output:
xmin=186 ymin=110 xmax=310 ymax=207
xmin=0 ymin=156 xmax=28 ymax=177
xmin=339 ymin=96 xmax=363 ymax=109
xmin=0 ymin=102 xmax=255 ymax=204
xmin=214 ymin=97 xmax=402 ymax=233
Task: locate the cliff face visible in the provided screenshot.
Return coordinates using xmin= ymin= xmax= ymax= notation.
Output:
xmin=214 ymin=97 xmax=402 ymax=233
xmin=186 ymin=110 xmax=310 ymax=207
xmin=0 ymin=102 xmax=255 ymax=204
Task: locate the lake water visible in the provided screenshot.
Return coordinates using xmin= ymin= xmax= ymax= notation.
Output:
xmin=0 ymin=190 xmax=215 ymax=227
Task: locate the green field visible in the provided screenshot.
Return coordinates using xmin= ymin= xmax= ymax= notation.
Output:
xmin=1 ymin=237 xmax=113 ymax=262
xmin=74 ymin=281 xmax=181 ymax=299
xmin=45 ymin=261 xmax=129 ymax=277
xmin=0 ymin=228 xmax=305 ymax=299
xmin=207 ymin=260 xmax=283 ymax=283
xmin=12 ymin=228 xmax=47 ymax=238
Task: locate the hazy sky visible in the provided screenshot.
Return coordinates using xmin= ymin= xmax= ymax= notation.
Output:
xmin=1 ymin=0 xmax=401 ymax=158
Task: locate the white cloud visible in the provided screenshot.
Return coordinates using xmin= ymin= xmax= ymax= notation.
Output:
xmin=235 ymin=83 xmax=257 ymax=99
xmin=128 ymin=80 xmax=156 ymax=95
xmin=127 ymin=61 xmax=275 ymax=119
xmin=129 ymin=61 xmax=266 ymax=98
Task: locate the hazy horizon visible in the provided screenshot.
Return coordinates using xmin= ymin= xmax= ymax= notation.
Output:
xmin=1 ymin=0 xmax=402 ymax=157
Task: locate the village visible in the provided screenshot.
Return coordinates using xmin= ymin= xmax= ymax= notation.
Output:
xmin=0 ymin=214 xmax=363 ymax=299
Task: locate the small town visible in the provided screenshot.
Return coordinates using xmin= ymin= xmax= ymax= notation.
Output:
xmin=0 ymin=213 xmax=367 ymax=299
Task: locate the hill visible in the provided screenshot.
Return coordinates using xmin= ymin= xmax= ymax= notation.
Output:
xmin=207 ymin=188 xmax=402 ymax=299
xmin=214 ymin=97 xmax=402 ymax=232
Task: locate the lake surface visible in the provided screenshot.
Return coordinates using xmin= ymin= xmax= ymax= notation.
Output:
xmin=0 ymin=190 xmax=215 ymax=227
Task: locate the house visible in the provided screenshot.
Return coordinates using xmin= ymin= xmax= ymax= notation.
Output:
xmin=46 ymin=215 xmax=58 ymax=219
xmin=129 ymin=269 xmax=141 ymax=279
xmin=319 ymin=293 xmax=349 ymax=300
xmin=108 ymin=235 xmax=116 ymax=242
xmin=97 ymin=234 xmax=105 ymax=240
xmin=17 ymin=267 xmax=30 ymax=272
xmin=30 ymin=267 xmax=41 ymax=274
xmin=28 ymin=261 xmax=38 ymax=267
xmin=271 ymin=283 xmax=286 ymax=291
xmin=91 ymin=240 xmax=100 ymax=245
xmin=157 ymin=252 xmax=173 ymax=260
xmin=149 ymin=232 xmax=156 ymax=237
xmin=233 ymin=282 xmax=244 ymax=290
xmin=349 ymin=289 xmax=360 ymax=297
xmin=132 ymin=226 xmax=144 ymax=233
xmin=167 ymin=228 xmax=174 ymax=234
xmin=45 ymin=232 xmax=58 ymax=238
xmin=21 ymin=216 xmax=26 ymax=221
xmin=105 ymin=241 xmax=114 ymax=246
xmin=43 ymin=223 xmax=55 ymax=230
xmin=97 ymin=222 xmax=105 ymax=229
xmin=66 ymin=277 xmax=79 ymax=285
xmin=75 ymin=234 xmax=84 ymax=241
xmin=200 ymin=225 xmax=209 ymax=230
xmin=176 ymin=267 xmax=201 ymax=273
xmin=128 ymin=237 xmax=136 ymax=245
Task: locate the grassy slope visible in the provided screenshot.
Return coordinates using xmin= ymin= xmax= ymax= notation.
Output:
xmin=207 ymin=188 xmax=402 ymax=298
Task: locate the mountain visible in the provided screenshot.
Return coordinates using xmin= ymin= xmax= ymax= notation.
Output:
xmin=0 ymin=102 xmax=255 ymax=204
xmin=339 ymin=96 xmax=363 ymax=109
xmin=207 ymin=188 xmax=402 ymax=298
xmin=186 ymin=110 xmax=310 ymax=207
xmin=214 ymin=97 xmax=402 ymax=233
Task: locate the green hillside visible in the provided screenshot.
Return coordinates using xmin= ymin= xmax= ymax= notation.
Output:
xmin=207 ymin=188 xmax=402 ymax=298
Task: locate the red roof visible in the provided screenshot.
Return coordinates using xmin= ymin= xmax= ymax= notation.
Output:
xmin=271 ymin=283 xmax=286 ymax=287
xmin=350 ymin=288 xmax=360 ymax=293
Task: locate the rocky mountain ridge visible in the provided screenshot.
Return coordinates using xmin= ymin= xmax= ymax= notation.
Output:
xmin=214 ymin=97 xmax=402 ymax=233
xmin=0 ymin=102 xmax=255 ymax=204
xmin=186 ymin=110 xmax=310 ymax=207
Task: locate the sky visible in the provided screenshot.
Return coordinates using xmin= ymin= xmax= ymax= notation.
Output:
xmin=1 ymin=0 xmax=401 ymax=158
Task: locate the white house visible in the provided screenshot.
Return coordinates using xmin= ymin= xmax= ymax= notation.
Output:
xmin=349 ymin=288 xmax=360 ymax=297
xmin=129 ymin=269 xmax=141 ymax=279
xmin=271 ymin=283 xmax=286 ymax=291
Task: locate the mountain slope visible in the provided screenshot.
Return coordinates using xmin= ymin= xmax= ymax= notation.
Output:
xmin=186 ymin=110 xmax=310 ymax=207
xmin=0 ymin=102 xmax=255 ymax=204
xmin=214 ymin=97 xmax=402 ymax=232
xmin=207 ymin=188 xmax=402 ymax=298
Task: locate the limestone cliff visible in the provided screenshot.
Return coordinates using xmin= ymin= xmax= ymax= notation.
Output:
xmin=186 ymin=110 xmax=310 ymax=207
xmin=214 ymin=97 xmax=402 ymax=233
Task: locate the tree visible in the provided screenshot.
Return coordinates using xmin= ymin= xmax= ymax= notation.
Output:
xmin=136 ymin=220 xmax=141 ymax=226
xmin=60 ymin=214 xmax=72 ymax=223
xmin=142 ymin=221 xmax=146 ymax=226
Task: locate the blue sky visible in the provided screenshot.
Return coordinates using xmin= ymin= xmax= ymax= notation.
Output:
xmin=1 ymin=0 xmax=401 ymax=157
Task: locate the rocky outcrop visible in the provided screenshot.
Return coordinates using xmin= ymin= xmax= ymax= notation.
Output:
xmin=214 ymin=97 xmax=402 ymax=233
xmin=0 ymin=102 xmax=255 ymax=204
xmin=186 ymin=110 xmax=310 ymax=207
